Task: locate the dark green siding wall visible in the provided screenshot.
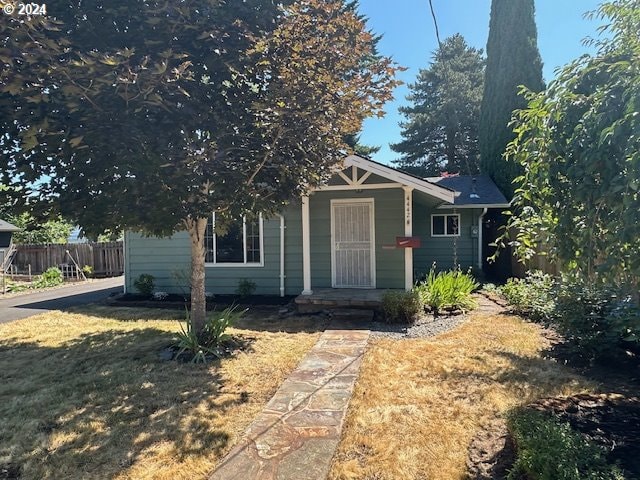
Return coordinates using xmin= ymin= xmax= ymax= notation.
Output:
xmin=412 ymin=205 xmax=480 ymax=277
xmin=124 ymin=191 xmax=477 ymax=294
xmin=124 ymin=231 xmax=191 ymax=293
xmin=308 ymin=189 xmax=405 ymax=289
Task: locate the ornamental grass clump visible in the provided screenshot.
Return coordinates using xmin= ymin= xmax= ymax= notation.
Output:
xmin=175 ymin=306 xmax=246 ymax=363
xmin=415 ymin=265 xmax=479 ymax=315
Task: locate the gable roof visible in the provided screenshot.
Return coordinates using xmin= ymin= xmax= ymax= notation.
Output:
xmin=0 ymin=219 xmax=20 ymax=232
xmin=426 ymin=175 xmax=510 ymax=208
xmin=342 ymin=155 xmax=455 ymax=203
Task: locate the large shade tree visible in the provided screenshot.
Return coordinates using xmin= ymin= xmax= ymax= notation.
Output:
xmin=479 ymin=0 xmax=544 ymax=198
xmin=501 ymin=0 xmax=640 ymax=294
xmin=392 ymin=34 xmax=485 ymax=176
xmin=0 ymin=0 xmax=399 ymax=334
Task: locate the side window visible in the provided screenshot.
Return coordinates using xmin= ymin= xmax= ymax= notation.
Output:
xmin=431 ymin=214 xmax=460 ymax=237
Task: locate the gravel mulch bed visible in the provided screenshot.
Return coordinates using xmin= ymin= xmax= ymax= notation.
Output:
xmin=369 ymin=313 xmax=468 ymax=339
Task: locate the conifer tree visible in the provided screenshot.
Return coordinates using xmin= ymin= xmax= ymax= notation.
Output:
xmin=392 ymin=34 xmax=484 ymax=176
xmin=479 ymin=0 xmax=544 ymax=197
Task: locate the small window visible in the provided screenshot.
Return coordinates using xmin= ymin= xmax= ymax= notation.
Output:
xmin=205 ymin=214 xmax=263 ymax=265
xmin=431 ymin=214 xmax=460 ymax=237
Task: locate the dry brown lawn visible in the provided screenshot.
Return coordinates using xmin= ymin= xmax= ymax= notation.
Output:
xmin=329 ymin=312 xmax=592 ymax=480
xmin=0 ymin=306 xmax=324 ymax=480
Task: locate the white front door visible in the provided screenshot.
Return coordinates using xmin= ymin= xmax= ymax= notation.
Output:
xmin=331 ymin=199 xmax=376 ymax=288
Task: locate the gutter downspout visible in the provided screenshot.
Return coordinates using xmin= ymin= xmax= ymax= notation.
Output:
xmin=123 ymin=231 xmax=127 ymax=294
xmin=279 ymin=215 xmax=285 ymax=297
xmin=478 ymin=208 xmax=488 ymax=270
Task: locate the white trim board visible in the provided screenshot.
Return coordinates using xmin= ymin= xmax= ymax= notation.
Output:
xmin=339 ymin=155 xmax=455 ymax=203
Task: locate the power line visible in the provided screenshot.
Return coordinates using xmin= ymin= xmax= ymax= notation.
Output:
xmin=428 ymin=0 xmax=442 ymax=47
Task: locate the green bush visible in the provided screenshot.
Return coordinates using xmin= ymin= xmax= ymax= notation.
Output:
xmin=499 ymin=271 xmax=556 ymax=322
xmin=175 ymin=306 xmax=246 ymax=363
xmin=34 ymin=267 xmax=64 ymax=288
xmin=236 ymin=278 xmax=257 ymax=298
xmin=381 ymin=290 xmax=422 ymax=324
xmin=82 ymin=265 xmax=94 ymax=278
xmin=415 ymin=266 xmax=479 ymax=315
xmin=133 ymin=273 xmax=155 ymax=296
xmin=555 ymin=281 xmax=640 ymax=362
xmin=507 ymin=409 xmax=624 ymax=480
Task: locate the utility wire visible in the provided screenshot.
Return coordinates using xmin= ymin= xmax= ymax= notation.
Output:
xmin=428 ymin=0 xmax=442 ymax=48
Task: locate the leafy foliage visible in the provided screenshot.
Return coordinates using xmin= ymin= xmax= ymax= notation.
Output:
xmin=236 ymin=278 xmax=257 ymax=298
xmin=5 ymin=213 xmax=73 ymax=245
xmin=133 ymin=274 xmax=155 ymax=297
xmin=555 ymin=279 xmax=640 ymax=362
xmin=392 ymin=34 xmax=485 ymax=176
xmin=415 ymin=266 xmax=479 ymax=315
xmin=500 ymin=0 xmax=640 ymax=294
xmin=0 ymin=0 xmax=400 ymax=335
xmin=499 ymin=271 xmax=639 ymax=363
xmin=381 ymin=290 xmax=422 ymax=324
xmin=499 ymin=271 xmax=556 ymax=322
xmin=479 ymin=0 xmax=544 ymax=198
xmin=35 ymin=267 xmax=64 ymax=288
xmin=175 ymin=306 xmax=246 ymax=363
xmin=507 ymin=409 xmax=625 ymax=480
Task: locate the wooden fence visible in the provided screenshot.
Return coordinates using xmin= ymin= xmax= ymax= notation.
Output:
xmin=12 ymin=241 xmax=124 ymax=277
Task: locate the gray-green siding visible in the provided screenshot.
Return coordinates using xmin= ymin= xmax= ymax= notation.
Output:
xmin=124 ymin=190 xmax=483 ymax=295
xmin=308 ymin=189 xmax=405 ymax=289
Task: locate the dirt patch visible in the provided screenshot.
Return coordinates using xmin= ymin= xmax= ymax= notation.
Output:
xmin=160 ymin=334 xmax=255 ymax=362
xmin=467 ymin=418 xmax=515 ymax=480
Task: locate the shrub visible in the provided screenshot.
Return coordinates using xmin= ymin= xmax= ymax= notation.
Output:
xmin=133 ymin=273 xmax=155 ymax=296
xmin=555 ymin=280 xmax=640 ymax=362
xmin=236 ymin=278 xmax=257 ymax=298
xmin=507 ymin=409 xmax=624 ymax=480
xmin=81 ymin=265 xmax=93 ymax=278
xmin=499 ymin=271 xmax=556 ymax=322
xmin=34 ymin=267 xmax=64 ymax=288
xmin=381 ymin=290 xmax=422 ymax=324
xmin=415 ymin=266 xmax=479 ymax=315
xmin=175 ymin=306 xmax=246 ymax=363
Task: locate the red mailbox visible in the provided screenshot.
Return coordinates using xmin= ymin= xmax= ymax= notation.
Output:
xmin=396 ymin=236 xmax=421 ymax=248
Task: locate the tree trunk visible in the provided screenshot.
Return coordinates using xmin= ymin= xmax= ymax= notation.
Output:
xmin=186 ymin=216 xmax=208 ymax=337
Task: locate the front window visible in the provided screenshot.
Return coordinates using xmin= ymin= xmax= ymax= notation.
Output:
xmin=205 ymin=214 xmax=263 ymax=265
xmin=431 ymin=214 xmax=460 ymax=237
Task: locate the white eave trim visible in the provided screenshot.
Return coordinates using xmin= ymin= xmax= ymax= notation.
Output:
xmin=436 ymin=203 xmax=511 ymax=209
xmin=318 ymin=155 xmax=456 ymax=203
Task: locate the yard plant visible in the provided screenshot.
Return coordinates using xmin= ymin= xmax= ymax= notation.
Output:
xmin=381 ymin=290 xmax=422 ymax=324
xmin=507 ymin=409 xmax=624 ymax=480
xmin=415 ymin=266 xmax=479 ymax=315
xmin=133 ymin=273 xmax=155 ymax=297
xmin=175 ymin=306 xmax=246 ymax=362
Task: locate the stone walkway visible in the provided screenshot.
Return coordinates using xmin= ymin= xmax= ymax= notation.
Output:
xmin=210 ymin=329 xmax=370 ymax=480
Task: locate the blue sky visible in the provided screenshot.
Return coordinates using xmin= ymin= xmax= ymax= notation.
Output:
xmin=357 ymin=0 xmax=604 ymax=164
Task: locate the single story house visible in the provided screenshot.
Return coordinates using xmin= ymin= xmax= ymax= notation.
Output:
xmin=124 ymin=155 xmax=509 ymax=296
xmin=0 ymin=219 xmax=20 ymax=249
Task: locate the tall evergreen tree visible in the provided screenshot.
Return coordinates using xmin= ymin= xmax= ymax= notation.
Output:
xmin=479 ymin=0 xmax=544 ymax=198
xmin=392 ymin=34 xmax=485 ymax=176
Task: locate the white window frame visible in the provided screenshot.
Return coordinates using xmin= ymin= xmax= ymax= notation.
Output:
xmin=431 ymin=213 xmax=461 ymax=237
xmin=205 ymin=213 xmax=264 ymax=267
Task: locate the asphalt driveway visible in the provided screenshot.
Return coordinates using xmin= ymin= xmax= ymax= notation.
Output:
xmin=0 ymin=276 xmax=123 ymax=324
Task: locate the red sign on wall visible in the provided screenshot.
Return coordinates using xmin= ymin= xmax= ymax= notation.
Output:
xmin=396 ymin=236 xmax=421 ymax=248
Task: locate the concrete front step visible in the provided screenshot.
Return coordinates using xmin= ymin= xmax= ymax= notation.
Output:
xmin=330 ymin=308 xmax=374 ymax=322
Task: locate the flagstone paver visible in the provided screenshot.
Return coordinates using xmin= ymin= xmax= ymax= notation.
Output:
xmin=210 ymin=329 xmax=370 ymax=480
